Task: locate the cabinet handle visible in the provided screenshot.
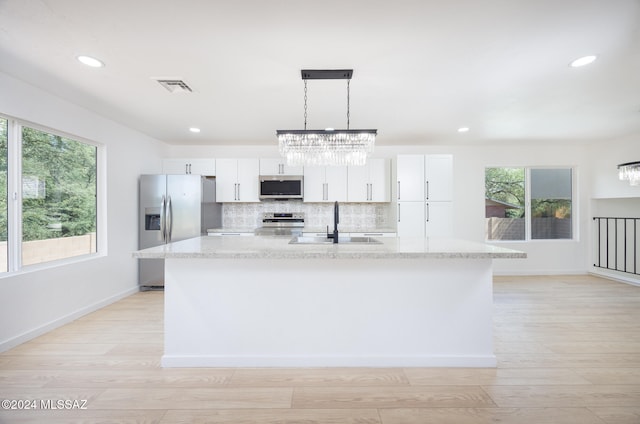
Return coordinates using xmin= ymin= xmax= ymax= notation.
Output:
xmin=323 ymin=183 xmax=328 ymax=201
xmin=425 ymin=181 xmax=429 ymax=200
xmin=397 ymin=181 xmax=401 ymax=200
xmin=426 ymin=203 xmax=430 ymax=222
xmin=397 ymin=204 xmax=401 ymax=222
xmin=185 ymin=164 xmax=189 ymax=174
xmin=237 ymin=183 xmax=240 ymax=201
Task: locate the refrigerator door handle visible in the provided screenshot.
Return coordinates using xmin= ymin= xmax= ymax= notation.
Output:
xmin=160 ymin=195 xmax=167 ymax=242
xmin=167 ymin=196 xmax=173 ymax=242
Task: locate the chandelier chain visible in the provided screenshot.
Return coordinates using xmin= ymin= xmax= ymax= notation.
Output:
xmin=303 ymin=80 xmax=308 ymax=130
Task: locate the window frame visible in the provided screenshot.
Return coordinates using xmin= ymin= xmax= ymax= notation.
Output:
xmin=0 ymin=114 xmax=104 ymax=275
xmin=485 ymin=166 xmax=577 ymax=243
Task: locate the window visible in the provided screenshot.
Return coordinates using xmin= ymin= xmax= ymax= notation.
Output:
xmin=0 ymin=118 xmax=7 ymax=271
xmin=485 ymin=167 xmax=573 ymax=241
xmin=0 ymin=116 xmax=99 ymax=273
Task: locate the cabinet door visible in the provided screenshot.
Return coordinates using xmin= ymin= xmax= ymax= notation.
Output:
xmin=236 ymin=159 xmax=259 ymax=202
xmin=163 ymin=159 xmax=215 ymax=175
xmin=396 ymin=155 xmax=424 ymax=201
xmin=347 ymin=165 xmax=369 ymax=202
xmin=369 ymin=158 xmax=391 ymax=202
xmin=303 ymin=166 xmax=326 ymax=202
xmin=325 ymin=166 xmax=348 ymax=202
xmin=425 ymin=201 xmax=453 ymax=238
xmin=425 ymin=155 xmax=453 ymax=201
xmin=162 ymin=159 xmax=190 ymax=174
xmin=188 ymin=159 xmax=216 ymax=176
xmin=396 ymin=201 xmax=425 ymax=237
xmin=215 ymin=159 xmax=238 ymax=202
xmin=260 ymin=158 xmax=303 ymax=175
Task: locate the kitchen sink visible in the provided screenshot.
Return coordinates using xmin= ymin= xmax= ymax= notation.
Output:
xmin=289 ymin=236 xmax=382 ymax=245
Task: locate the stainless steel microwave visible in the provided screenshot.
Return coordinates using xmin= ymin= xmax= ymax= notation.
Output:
xmin=259 ymin=176 xmax=304 ymax=200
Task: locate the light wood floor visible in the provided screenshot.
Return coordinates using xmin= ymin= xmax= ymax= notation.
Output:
xmin=1 ymin=274 xmax=640 ymax=423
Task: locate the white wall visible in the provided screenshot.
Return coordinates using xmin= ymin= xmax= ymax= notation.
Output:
xmin=589 ymin=134 xmax=640 ymax=199
xmin=588 ymin=134 xmax=640 ymax=285
xmin=0 ymin=71 xmax=165 ymax=351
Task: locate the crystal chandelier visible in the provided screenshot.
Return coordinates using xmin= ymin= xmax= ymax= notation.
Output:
xmin=618 ymin=161 xmax=640 ymax=186
xmin=277 ymin=69 xmax=376 ymax=167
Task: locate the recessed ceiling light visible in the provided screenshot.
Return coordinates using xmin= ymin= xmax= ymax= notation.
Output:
xmin=569 ymin=55 xmax=597 ymax=68
xmin=77 ymin=55 xmax=105 ymax=68
xmin=457 ymin=127 xmax=470 ymax=133
xmin=189 ymin=127 xmax=201 ymax=133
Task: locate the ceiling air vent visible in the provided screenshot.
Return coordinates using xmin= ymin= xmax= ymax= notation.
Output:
xmin=154 ymin=79 xmax=193 ymax=93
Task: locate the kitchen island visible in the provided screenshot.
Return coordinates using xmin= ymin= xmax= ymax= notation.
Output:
xmin=134 ymin=236 xmax=525 ymax=368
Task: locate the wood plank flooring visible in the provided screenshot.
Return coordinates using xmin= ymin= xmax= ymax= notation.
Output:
xmin=1 ymin=274 xmax=640 ymax=423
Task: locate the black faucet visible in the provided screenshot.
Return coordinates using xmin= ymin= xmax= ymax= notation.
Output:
xmin=327 ymin=201 xmax=339 ymax=243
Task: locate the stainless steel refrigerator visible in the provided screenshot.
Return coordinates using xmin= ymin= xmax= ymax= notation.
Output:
xmin=138 ymin=174 xmax=221 ymax=289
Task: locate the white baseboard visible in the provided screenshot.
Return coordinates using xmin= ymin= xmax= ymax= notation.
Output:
xmin=0 ymin=286 xmax=139 ymax=353
xmin=493 ymin=269 xmax=587 ymax=276
xmin=589 ymin=269 xmax=640 ymax=287
xmin=161 ymin=354 xmax=497 ymax=368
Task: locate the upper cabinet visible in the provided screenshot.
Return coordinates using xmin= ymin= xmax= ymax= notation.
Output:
xmin=303 ymin=166 xmax=348 ymax=202
xmin=347 ymin=158 xmax=391 ymax=202
xmin=425 ymin=155 xmax=453 ymax=201
xmin=396 ymin=154 xmax=452 ymax=202
xmin=215 ymin=159 xmax=259 ymax=202
xmin=162 ymin=158 xmax=216 ymax=176
xmin=259 ymin=158 xmax=303 ymax=176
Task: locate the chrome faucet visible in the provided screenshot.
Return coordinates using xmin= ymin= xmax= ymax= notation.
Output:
xmin=326 ymin=201 xmax=339 ymax=243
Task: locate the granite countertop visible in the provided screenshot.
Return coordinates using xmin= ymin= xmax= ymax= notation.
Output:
xmin=207 ymin=227 xmax=397 ymax=234
xmin=207 ymin=227 xmax=256 ymax=234
xmin=301 ymin=227 xmax=397 ymax=233
xmin=133 ymin=236 xmax=526 ymax=260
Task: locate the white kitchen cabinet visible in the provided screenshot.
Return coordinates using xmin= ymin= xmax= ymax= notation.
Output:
xmin=162 ymin=158 xmax=216 ymax=175
xmin=425 ymin=201 xmax=453 ymax=238
xmin=347 ymin=158 xmax=390 ymax=202
xmin=425 ymin=155 xmax=453 ymax=201
xmin=215 ymin=158 xmax=259 ymax=202
xmin=397 ymin=201 xmax=453 ymax=238
xmin=396 ymin=155 xmax=424 ymax=201
xmin=259 ymin=158 xmax=303 ymax=176
xmin=303 ymin=166 xmax=348 ymax=202
xmin=396 ymin=154 xmax=453 ymax=238
xmin=396 ymin=154 xmax=452 ymax=201
xmin=396 ymin=202 xmax=425 ymax=237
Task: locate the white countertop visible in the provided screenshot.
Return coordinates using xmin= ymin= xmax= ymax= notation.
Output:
xmin=206 ymin=227 xmax=397 ymax=234
xmin=133 ymin=235 xmax=526 ymax=260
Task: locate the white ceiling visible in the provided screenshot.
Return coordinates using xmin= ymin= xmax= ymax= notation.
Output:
xmin=0 ymin=0 xmax=639 ymax=147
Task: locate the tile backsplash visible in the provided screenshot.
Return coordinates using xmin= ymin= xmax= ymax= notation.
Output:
xmin=223 ymin=202 xmax=391 ymax=230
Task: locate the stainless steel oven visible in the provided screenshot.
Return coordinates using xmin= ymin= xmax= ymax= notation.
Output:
xmin=254 ymin=212 xmax=305 ymax=236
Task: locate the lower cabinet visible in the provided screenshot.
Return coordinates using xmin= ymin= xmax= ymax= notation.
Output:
xmin=397 ymin=201 xmax=452 ymax=238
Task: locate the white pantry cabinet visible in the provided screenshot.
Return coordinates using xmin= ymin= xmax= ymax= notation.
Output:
xmin=303 ymin=166 xmax=348 ymax=202
xmin=396 ymin=154 xmax=453 ymax=238
xmin=259 ymin=158 xmax=303 ymax=176
xmin=162 ymin=158 xmax=216 ymax=175
xmin=347 ymin=158 xmax=391 ymax=202
xmin=215 ymin=159 xmax=259 ymax=202
xmin=396 ymin=155 xmax=425 ymax=201
xmin=397 ymin=201 xmax=425 ymax=237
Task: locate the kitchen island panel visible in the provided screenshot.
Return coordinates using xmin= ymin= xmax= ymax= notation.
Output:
xmin=162 ymin=257 xmax=495 ymax=368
